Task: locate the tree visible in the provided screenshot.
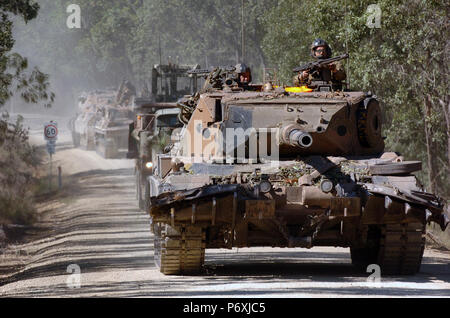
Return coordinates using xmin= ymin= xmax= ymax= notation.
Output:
xmin=0 ymin=0 xmax=54 ymax=108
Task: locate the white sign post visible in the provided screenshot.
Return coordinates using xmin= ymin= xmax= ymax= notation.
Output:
xmin=44 ymin=121 xmax=58 ymax=190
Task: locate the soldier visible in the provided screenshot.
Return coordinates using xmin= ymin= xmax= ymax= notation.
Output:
xmin=294 ymin=39 xmax=346 ymax=89
xmin=235 ymin=63 xmax=252 ymax=88
xmin=116 ymin=79 xmax=136 ymax=106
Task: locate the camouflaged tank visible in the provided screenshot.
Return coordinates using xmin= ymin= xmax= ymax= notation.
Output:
xmin=145 ymin=67 xmax=448 ymax=276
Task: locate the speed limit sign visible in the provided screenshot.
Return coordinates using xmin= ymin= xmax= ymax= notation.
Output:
xmin=44 ymin=121 xmax=58 ymax=140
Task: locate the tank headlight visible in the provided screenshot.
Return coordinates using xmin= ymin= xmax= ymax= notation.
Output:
xmin=320 ymin=179 xmax=334 ymax=193
xmin=259 ymin=180 xmax=272 ymax=193
xmin=145 ymin=162 xmax=154 ymax=169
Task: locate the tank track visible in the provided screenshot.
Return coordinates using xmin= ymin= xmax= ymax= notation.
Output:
xmin=351 ymin=223 xmax=425 ymax=275
xmin=153 ymin=224 xmax=205 ymax=275
xmin=378 ymin=223 xmax=425 ymax=275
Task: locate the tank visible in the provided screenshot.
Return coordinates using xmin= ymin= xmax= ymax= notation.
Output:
xmin=145 ymin=67 xmax=448 ymax=275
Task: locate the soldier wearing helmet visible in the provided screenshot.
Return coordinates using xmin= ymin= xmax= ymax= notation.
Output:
xmin=235 ymin=63 xmax=252 ymax=88
xmin=294 ymin=39 xmax=347 ymax=89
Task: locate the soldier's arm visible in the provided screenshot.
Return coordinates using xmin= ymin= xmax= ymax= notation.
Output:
xmin=293 ymin=71 xmax=310 ymax=86
xmin=330 ymin=61 xmax=346 ymax=81
xmin=292 ymin=74 xmax=300 ymax=86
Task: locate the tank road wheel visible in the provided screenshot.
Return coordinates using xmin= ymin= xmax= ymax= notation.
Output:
xmin=351 ymin=223 xmax=425 ymax=275
xmin=153 ymin=224 xmax=205 ymax=275
xmin=357 ymin=99 xmax=383 ymax=148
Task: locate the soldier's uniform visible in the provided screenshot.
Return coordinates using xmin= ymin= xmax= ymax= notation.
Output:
xmin=293 ymin=61 xmax=346 ymax=87
xmin=293 ymin=39 xmax=347 ymax=90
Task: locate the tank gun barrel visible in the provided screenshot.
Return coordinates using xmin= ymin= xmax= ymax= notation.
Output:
xmin=278 ymin=124 xmax=314 ymax=148
xmin=279 ymin=125 xmax=314 ymax=148
xmin=288 ymin=130 xmax=313 ymax=148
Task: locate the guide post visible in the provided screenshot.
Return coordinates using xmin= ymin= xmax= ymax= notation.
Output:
xmin=44 ymin=121 xmax=58 ymax=191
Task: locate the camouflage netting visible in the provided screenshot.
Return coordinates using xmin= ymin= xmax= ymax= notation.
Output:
xmin=0 ymin=113 xmax=40 ymax=225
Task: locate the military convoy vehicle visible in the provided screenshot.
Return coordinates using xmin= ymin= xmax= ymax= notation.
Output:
xmin=70 ymin=90 xmax=116 ymax=150
xmin=130 ymin=107 xmax=183 ymax=209
xmin=94 ymin=106 xmax=134 ymax=158
xmin=93 ymin=81 xmax=136 ymax=159
xmin=148 ymin=63 xmax=202 ymax=103
xmin=69 ymin=81 xmax=137 ymax=158
xmin=128 ymin=63 xmax=202 ymax=210
xmin=144 ymin=66 xmax=448 ymax=276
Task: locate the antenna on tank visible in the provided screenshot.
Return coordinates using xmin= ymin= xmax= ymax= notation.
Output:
xmin=159 ymin=35 xmax=163 ymax=91
xmin=345 ymin=0 xmax=350 ymax=90
xmin=241 ymin=0 xmax=245 ymax=62
xmin=159 ymin=35 xmax=162 ymax=65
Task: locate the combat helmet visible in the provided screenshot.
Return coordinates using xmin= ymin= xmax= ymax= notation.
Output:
xmin=310 ymin=38 xmax=332 ymax=59
xmin=235 ymin=63 xmax=252 ymax=84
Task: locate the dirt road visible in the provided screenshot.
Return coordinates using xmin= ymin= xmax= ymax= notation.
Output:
xmin=0 ymin=114 xmax=449 ymax=297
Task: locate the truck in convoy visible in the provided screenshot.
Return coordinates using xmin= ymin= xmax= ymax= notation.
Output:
xmin=128 ymin=63 xmax=202 ymax=209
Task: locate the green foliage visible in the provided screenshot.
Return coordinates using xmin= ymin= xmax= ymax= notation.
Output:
xmin=13 ymin=0 xmax=275 ymax=92
xmin=1 ymin=0 xmax=39 ymax=22
xmin=0 ymin=0 xmax=54 ymax=108
xmin=262 ymin=0 xmax=449 ymax=198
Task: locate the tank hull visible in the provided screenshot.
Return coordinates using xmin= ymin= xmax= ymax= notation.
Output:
xmin=148 ymin=154 xmax=447 ymax=275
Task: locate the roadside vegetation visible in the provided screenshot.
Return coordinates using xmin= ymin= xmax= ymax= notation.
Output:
xmin=0 ymin=1 xmax=54 ymax=227
xmin=0 ymin=113 xmax=40 ymax=225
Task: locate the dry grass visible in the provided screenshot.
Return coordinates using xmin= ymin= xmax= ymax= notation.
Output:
xmin=0 ymin=113 xmax=41 ymax=226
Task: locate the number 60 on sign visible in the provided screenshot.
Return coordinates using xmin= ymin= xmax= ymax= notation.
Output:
xmin=44 ymin=122 xmax=58 ymax=140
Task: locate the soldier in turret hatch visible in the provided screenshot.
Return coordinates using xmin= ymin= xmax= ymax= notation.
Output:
xmin=235 ymin=63 xmax=252 ymax=88
xmin=235 ymin=63 xmax=261 ymax=91
xmin=293 ymin=39 xmax=347 ymax=89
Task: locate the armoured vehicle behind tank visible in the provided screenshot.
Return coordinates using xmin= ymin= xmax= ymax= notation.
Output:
xmin=94 ymin=80 xmax=136 ymax=158
xmin=130 ymin=107 xmax=183 ymax=209
xmin=145 ymin=66 xmax=448 ymax=276
xmin=128 ymin=63 xmax=202 ymax=209
xmin=94 ymin=105 xmax=134 ymax=158
xmin=70 ymin=90 xmax=116 ymax=150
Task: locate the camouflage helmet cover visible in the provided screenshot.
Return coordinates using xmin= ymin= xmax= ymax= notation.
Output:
xmin=310 ymin=38 xmax=332 ymax=59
